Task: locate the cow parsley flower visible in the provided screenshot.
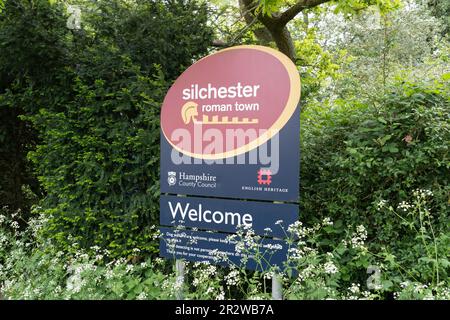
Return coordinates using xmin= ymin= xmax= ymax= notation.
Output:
xmin=324 ymin=261 xmax=338 ymax=274
xmin=350 ymin=225 xmax=367 ymax=249
xmin=193 ymin=278 xmax=200 ymax=287
xmin=173 ymin=278 xmax=184 ymax=292
xmin=322 ymin=217 xmax=333 ymax=226
xmin=10 ymin=221 xmax=19 ymax=230
xmin=136 ymin=292 xmax=148 ymax=300
xmin=225 ymin=270 xmax=240 ymax=286
xmin=125 ymin=265 xmax=134 ymax=273
xmin=216 ymin=290 xmax=225 ymax=300
xmin=349 ymin=283 xmax=360 ymax=294
xmin=398 ymin=201 xmax=412 ymax=212
xmin=377 ymin=199 xmax=387 ymax=210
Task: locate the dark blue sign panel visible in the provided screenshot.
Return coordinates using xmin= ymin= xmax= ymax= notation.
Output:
xmin=160 ymin=227 xmax=288 ymax=271
xmin=160 ymin=195 xmax=298 ymax=238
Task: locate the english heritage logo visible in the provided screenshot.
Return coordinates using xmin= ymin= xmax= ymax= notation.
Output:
xmin=257 ymin=169 xmax=272 ymax=186
xmin=167 ymin=171 xmax=177 ymax=186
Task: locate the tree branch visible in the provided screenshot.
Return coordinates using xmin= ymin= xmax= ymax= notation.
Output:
xmin=212 ymin=39 xmax=229 ymax=47
xmin=278 ymin=0 xmax=331 ymax=26
xmin=239 ymin=0 xmax=332 ymax=61
xmin=239 ymin=0 xmax=273 ymax=44
xmin=230 ymin=16 xmax=259 ymax=44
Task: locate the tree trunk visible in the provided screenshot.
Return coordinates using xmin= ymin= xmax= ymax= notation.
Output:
xmin=239 ymin=0 xmax=297 ymax=62
xmin=268 ymin=25 xmax=297 ymax=62
xmin=238 ymin=0 xmax=273 ymax=45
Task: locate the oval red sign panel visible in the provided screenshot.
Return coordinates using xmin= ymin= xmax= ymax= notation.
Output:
xmin=161 ymin=45 xmax=300 ymax=159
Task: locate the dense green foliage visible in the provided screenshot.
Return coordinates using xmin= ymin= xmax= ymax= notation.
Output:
xmin=300 ymin=81 xmax=449 ymax=288
xmin=1 ymin=201 xmax=448 ymax=299
xmin=0 ymin=207 xmax=174 ymax=299
xmin=0 ymin=0 xmax=213 ymax=256
xmin=0 ymin=104 xmax=39 ymax=214
xmin=27 ymin=70 xmax=166 ymax=255
xmin=301 ymin=82 xmax=449 ymax=234
xmin=0 ymin=0 xmax=66 ymax=214
xmin=82 ymin=0 xmax=213 ymax=80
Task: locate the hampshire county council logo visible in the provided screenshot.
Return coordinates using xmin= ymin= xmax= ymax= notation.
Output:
xmin=167 ymin=171 xmax=177 ymax=186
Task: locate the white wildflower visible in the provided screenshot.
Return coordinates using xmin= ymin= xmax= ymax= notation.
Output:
xmin=216 ymin=290 xmax=225 ymax=300
xmin=225 ymin=270 xmax=240 ymax=286
xmin=324 ymin=261 xmax=338 ymax=274
xmin=90 ymin=245 xmax=101 ymax=252
xmin=288 ymin=247 xmax=303 ymax=260
xmin=125 ymin=265 xmax=134 ymax=273
xmin=350 ymin=225 xmax=368 ymax=249
xmin=136 ymin=291 xmax=148 ymax=300
xmin=423 ymin=293 xmax=435 ymax=300
xmin=400 ymin=281 xmax=410 ymax=288
xmin=66 ymin=273 xmax=85 ymax=294
xmin=11 ymin=209 xmax=20 ymax=218
xmin=205 ymin=265 xmax=217 ymax=277
xmin=105 ymin=269 xmax=114 ymax=280
xmin=193 ymin=278 xmax=200 ymax=287
xmin=398 ymin=201 xmax=412 ymax=212
xmin=173 ymin=278 xmax=184 ymax=292
xmin=377 ymin=199 xmax=387 ymax=210
xmin=349 ymin=283 xmax=360 ymax=294
xmin=10 ymin=221 xmax=19 ymax=229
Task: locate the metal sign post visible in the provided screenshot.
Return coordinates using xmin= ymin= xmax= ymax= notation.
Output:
xmin=272 ymin=274 xmax=283 ymax=300
xmin=175 ymin=259 xmax=185 ymax=300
